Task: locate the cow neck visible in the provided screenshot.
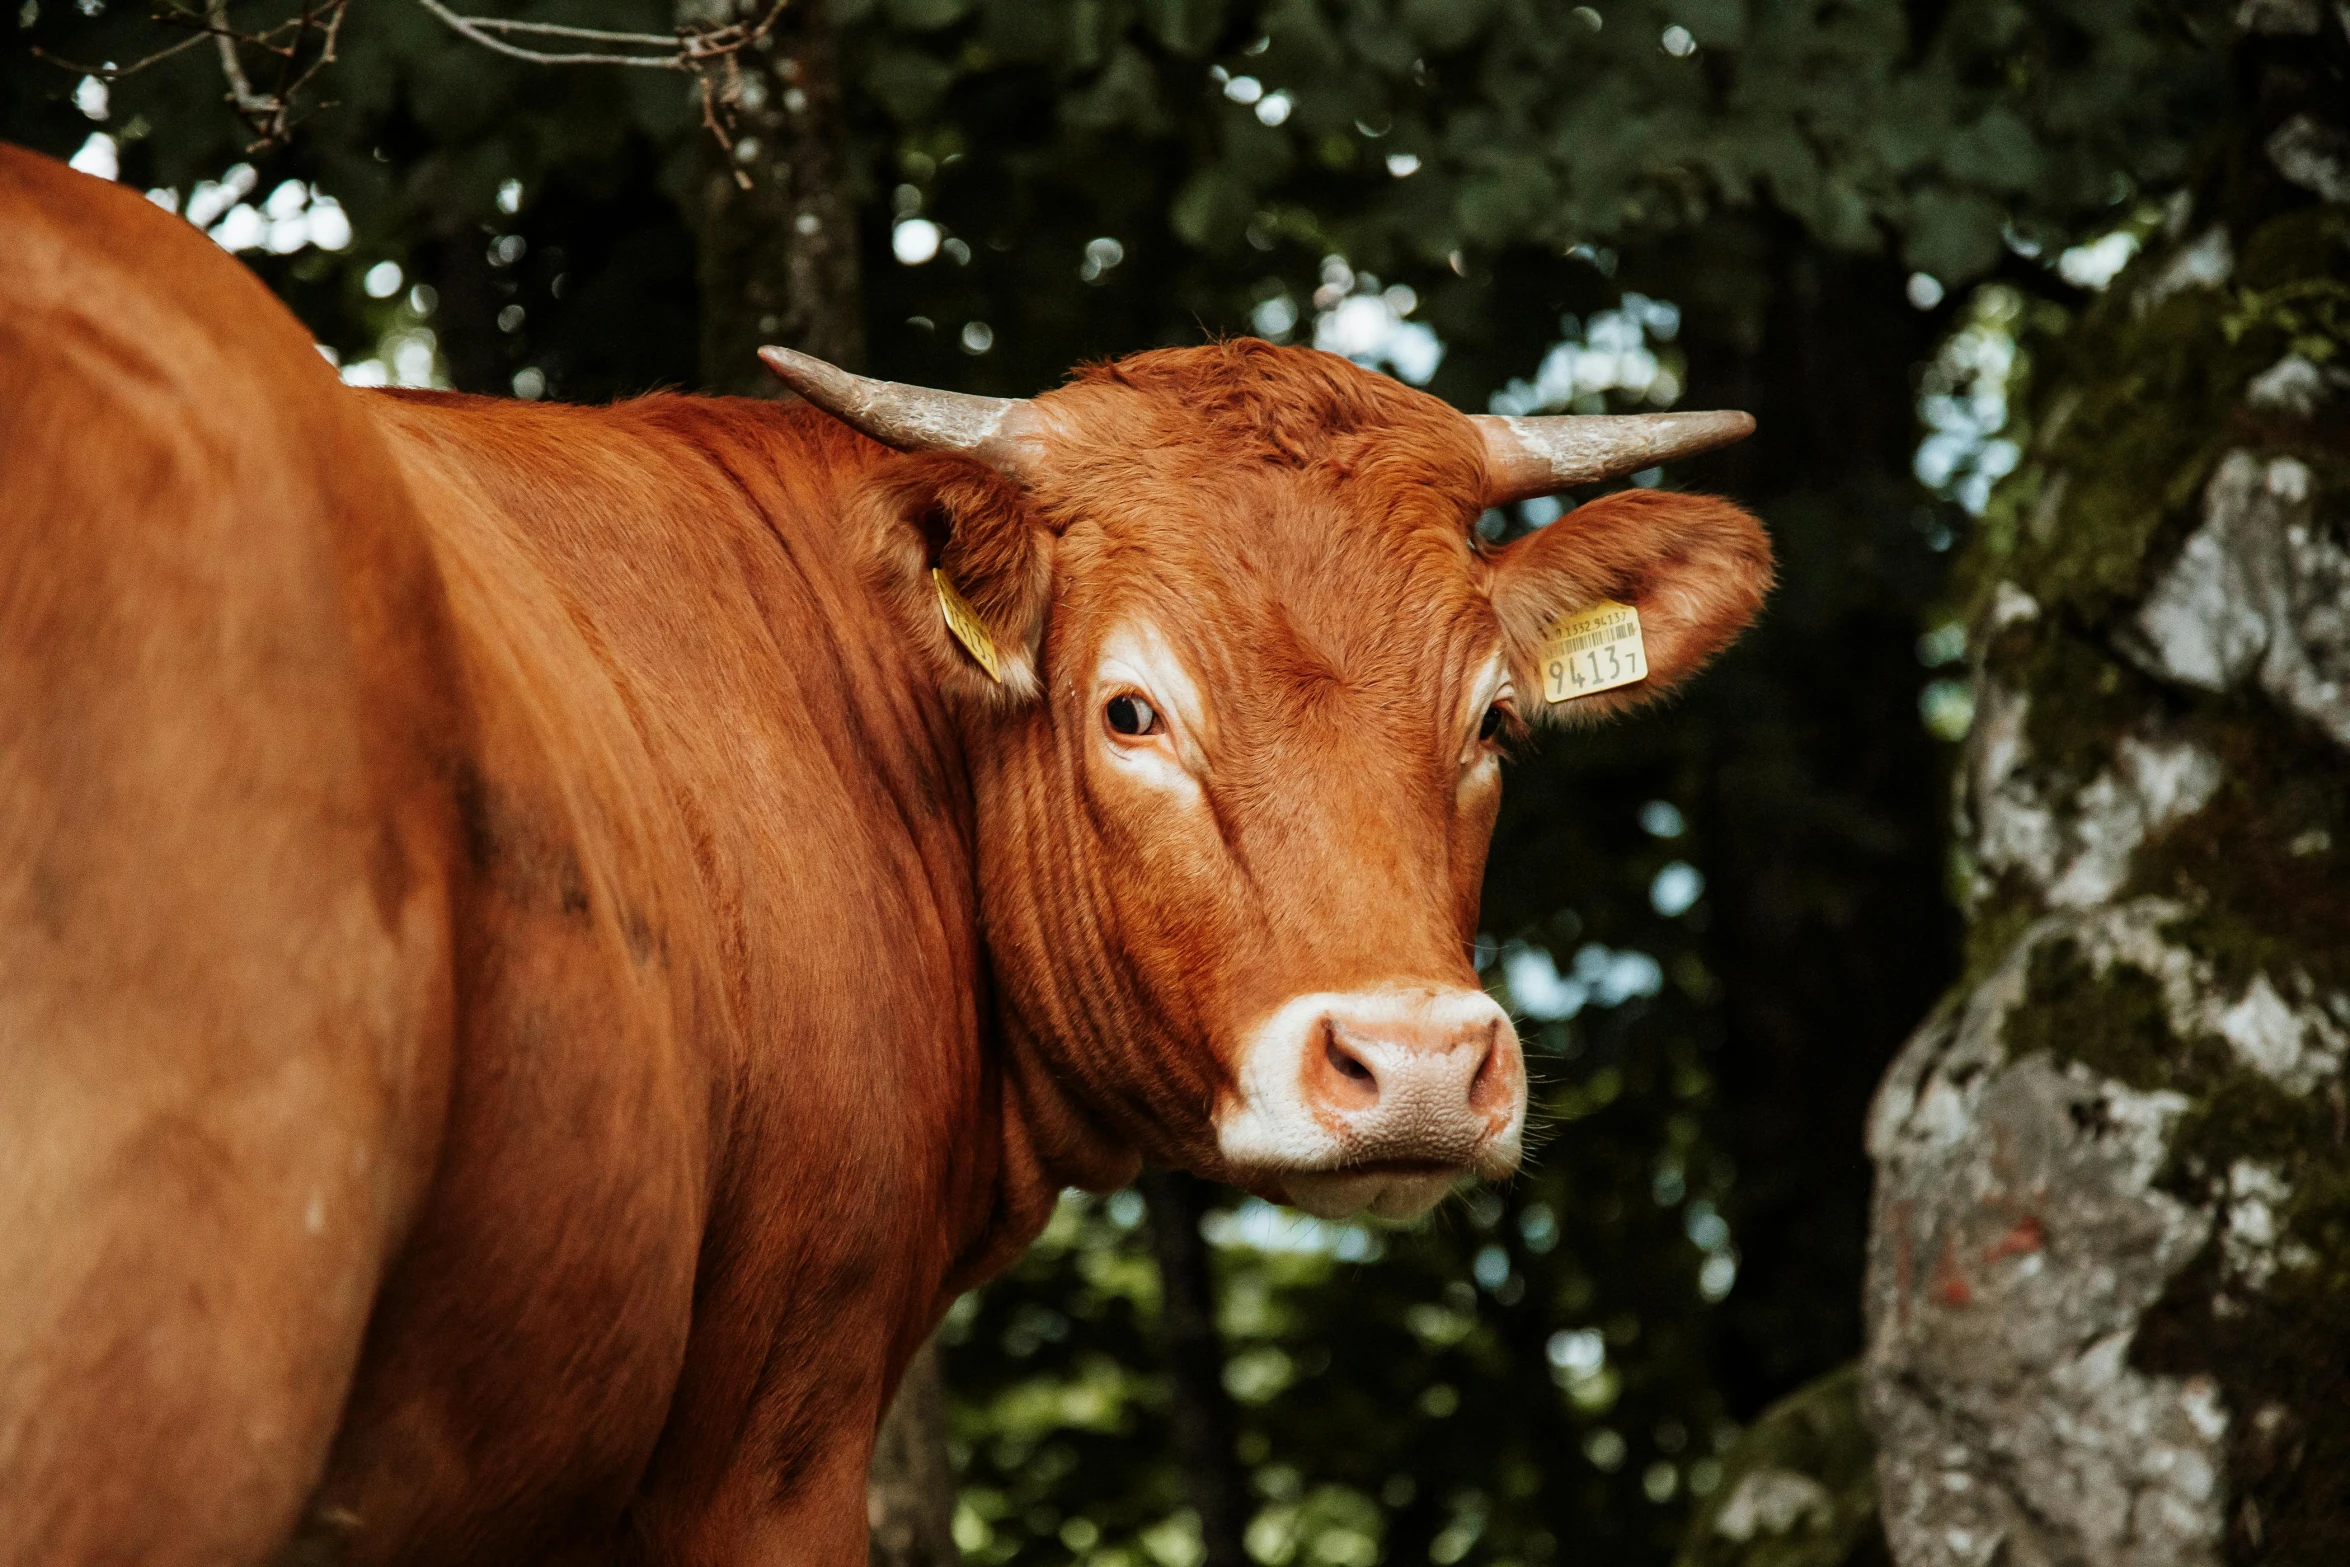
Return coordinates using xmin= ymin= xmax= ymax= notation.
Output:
xmin=704 ymin=405 xmax=1037 ymax=1321
xmin=960 ymin=706 xmax=1187 ymax=1210
xmin=915 ymin=704 xmax=1133 ymax=1294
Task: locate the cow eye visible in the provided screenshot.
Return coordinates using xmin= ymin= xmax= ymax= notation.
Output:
xmin=1106 ymin=695 xmax=1160 ymax=737
xmin=1478 ymin=704 xmax=1508 ymax=743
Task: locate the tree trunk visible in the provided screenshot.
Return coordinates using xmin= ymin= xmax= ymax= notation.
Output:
xmin=1862 ymin=10 xmax=2350 ymax=1566
xmin=869 ymin=1339 xmax=963 ymax=1567
xmin=1139 ymin=1170 xmax=1252 ymax=1567
xmin=684 ymin=0 xmax=865 ymax=390
xmin=412 ymin=214 xmax=508 ymax=396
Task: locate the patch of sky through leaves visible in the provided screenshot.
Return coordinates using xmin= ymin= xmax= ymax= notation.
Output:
xmin=1906 ymin=217 xmax=2144 ymax=743
xmin=1251 ymin=255 xmax=1442 ymax=385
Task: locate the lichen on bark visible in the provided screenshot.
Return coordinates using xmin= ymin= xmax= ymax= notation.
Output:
xmin=1863 ymin=11 xmax=2350 ymax=1566
xmin=1675 ymin=1364 xmax=1889 ymax=1567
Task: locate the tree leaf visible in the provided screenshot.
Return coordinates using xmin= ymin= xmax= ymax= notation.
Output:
xmin=1903 ymin=187 xmax=2007 ymax=283
xmin=887 ymin=0 xmax=973 ymax=31
xmin=1171 ymin=165 xmax=1255 ymax=250
xmin=866 ymin=50 xmax=959 ymax=122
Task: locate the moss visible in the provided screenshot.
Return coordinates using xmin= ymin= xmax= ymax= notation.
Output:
xmin=2004 ymin=936 xmax=2215 ymax=1093
xmin=1967 ymin=206 xmax=2349 ymax=635
xmin=1956 ymin=879 xmax=2039 ymax=990
xmin=1991 ymin=616 xmax=2167 ymax=799
xmin=2233 ymin=204 xmax=2350 ymax=322
xmin=2135 ymin=1057 xmax=2350 ymax=1566
xmin=2134 ymin=711 xmax=2350 ymax=998
xmin=1673 ymin=1364 xmax=1886 ymax=1567
xmin=2002 ymin=911 xmax=2350 ymax=1567
xmin=1967 ymin=281 xmax=2242 ymax=624
xmin=2001 ymin=917 xmax=2350 ymax=1565
xmin=1946 ymin=166 xmax=2350 ymax=1567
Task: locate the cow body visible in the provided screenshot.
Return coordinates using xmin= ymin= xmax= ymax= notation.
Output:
xmin=2 ymin=149 xmax=1023 ymax=1565
xmin=299 ymin=393 xmax=1015 ymax=1563
xmin=2 ymin=143 xmax=1771 ymax=1566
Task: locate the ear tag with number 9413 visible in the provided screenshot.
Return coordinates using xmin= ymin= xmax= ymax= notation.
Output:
xmin=1539 ymin=600 xmax=1647 ymax=703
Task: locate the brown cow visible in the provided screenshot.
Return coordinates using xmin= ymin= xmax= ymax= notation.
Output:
xmin=0 ymin=144 xmax=1770 ymax=1566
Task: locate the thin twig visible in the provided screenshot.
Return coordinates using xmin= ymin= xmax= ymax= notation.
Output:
xmin=37 ymin=0 xmax=792 ymax=162
xmin=414 ymin=0 xmax=689 ymax=68
xmin=207 ymin=0 xmax=280 ymax=116
xmin=423 ymin=14 xmax=693 ymax=47
xmin=699 ymin=71 xmax=753 ymax=189
xmin=28 ymin=27 xmax=211 ymax=81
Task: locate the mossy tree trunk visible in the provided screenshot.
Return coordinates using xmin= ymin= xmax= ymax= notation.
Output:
xmin=1862 ymin=8 xmax=2350 ymax=1566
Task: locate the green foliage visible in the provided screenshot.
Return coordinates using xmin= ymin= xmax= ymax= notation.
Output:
xmin=7 ymin=0 xmax=705 ymax=398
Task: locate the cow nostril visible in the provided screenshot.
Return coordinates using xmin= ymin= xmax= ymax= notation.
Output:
xmin=1466 ymin=1023 xmax=1508 ymax=1111
xmin=1326 ymin=1033 xmax=1376 ymax=1085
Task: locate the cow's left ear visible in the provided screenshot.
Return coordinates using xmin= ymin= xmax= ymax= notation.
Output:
xmin=1485 ymin=488 xmax=1773 ymax=725
xmin=847 ymin=453 xmax=1055 ymax=708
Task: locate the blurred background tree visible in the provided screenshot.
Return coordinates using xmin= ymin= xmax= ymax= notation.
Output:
xmin=0 ymin=4 xmax=2242 ymax=1565
xmin=1864 ymin=7 xmax=2350 ymax=1564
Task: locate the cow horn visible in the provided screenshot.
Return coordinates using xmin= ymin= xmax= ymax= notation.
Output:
xmin=1473 ymin=410 xmax=1755 ymax=505
xmin=759 ymin=346 xmax=1040 ymax=476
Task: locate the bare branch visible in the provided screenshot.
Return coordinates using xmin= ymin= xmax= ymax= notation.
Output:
xmin=420 ymin=14 xmax=694 ymax=48
xmin=699 ymin=70 xmax=753 ymax=191
xmin=208 ymin=0 xmax=280 ymax=118
xmin=36 ymin=0 xmax=791 ymax=163
xmin=28 ymin=27 xmax=212 ymax=82
xmin=409 ymin=0 xmax=795 ymax=165
xmin=412 ymin=0 xmax=688 ymax=68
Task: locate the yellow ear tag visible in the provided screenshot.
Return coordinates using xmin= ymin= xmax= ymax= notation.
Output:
xmin=933 ymin=568 xmax=1005 ymax=684
xmin=1538 ymin=600 xmax=1647 ymax=703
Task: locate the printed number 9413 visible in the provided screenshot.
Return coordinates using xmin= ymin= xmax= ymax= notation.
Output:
xmin=1538 ymin=602 xmax=1648 ymax=703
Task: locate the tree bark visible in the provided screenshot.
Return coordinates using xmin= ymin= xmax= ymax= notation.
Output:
xmin=1139 ymin=1170 xmax=1252 ymax=1567
xmin=869 ymin=1339 xmax=962 ymax=1567
xmin=412 ymin=213 xmax=508 ymax=396
xmin=685 ymin=0 xmax=865 ymax=390
xmin=1862 ymin=10 xmax=2350 ymax=1566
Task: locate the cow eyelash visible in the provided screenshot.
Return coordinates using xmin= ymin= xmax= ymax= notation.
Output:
xmin=1475 ymin=697 xmax=1525 ymax=756
xmin=1105 ymin=694 xmax=1162 ymax=738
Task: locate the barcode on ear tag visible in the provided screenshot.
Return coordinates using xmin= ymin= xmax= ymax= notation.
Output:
xmin=1539 ymin=600 xmax=1647 ymax=703
xmin=933 ymin=568 xmax=1005 ymax=684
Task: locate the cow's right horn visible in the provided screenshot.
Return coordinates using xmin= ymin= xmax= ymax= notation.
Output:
xmin=759 ymin=347 xmax=1043 ymax=479
xmin=1473 ymin=410 xmax=1755 ymax=505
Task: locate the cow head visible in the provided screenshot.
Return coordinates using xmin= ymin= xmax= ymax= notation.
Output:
xmin=764 ymin=342 xmax=1770 ymax=1221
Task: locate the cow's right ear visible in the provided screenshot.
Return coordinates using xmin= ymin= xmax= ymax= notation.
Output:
xmin=1484 ymin=487 xmax=1772 ymax=726
xmin=847 ymin=454 xmax=1055 ymax=707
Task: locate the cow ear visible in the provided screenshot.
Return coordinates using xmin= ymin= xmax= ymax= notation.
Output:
xmin=1485 ymin=488 xmax=1773 ymax=726
xmin=848 ymin=454 xmax=1054 ymax=707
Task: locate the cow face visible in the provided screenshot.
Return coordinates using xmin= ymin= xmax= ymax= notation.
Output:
xmin=811 ymin=342 xmax=1771 ymax=1221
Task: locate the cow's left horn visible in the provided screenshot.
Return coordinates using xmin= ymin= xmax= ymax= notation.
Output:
xmin=759 ymin=346 xmax=1041 ymax=478
xmin=1473 ymin=410 xmax=1755 ymax=505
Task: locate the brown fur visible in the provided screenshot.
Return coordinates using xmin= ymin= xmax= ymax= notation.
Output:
xmin=0 ymin=146 xmax=1771 ymax=1566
